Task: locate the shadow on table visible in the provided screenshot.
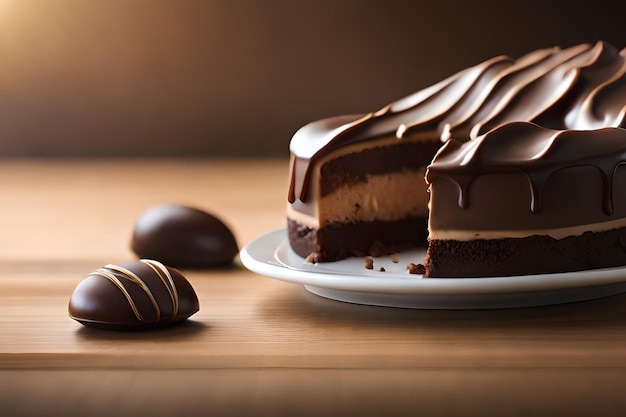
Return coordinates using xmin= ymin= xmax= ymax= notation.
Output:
xmin=74 ymin=319 xmax=208 ymax=341
xmin=258 ymin=283 xmax=626 ymax=331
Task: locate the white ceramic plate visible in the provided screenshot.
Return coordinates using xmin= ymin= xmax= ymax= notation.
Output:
xmin=239 ymin=229 xmax=626 ymax=309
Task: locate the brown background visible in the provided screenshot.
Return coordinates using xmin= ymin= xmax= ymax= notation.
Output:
xmin=0 ymin=0 xmax=625 ymax=158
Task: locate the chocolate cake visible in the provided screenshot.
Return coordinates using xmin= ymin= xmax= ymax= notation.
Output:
xmin=425 ymin=122 xmax=626 ymax=277
xmin=287 ymin=41 xmax=626 ymax=276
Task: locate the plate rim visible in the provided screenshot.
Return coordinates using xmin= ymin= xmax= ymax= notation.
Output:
xmin=239 ymin=228 xmax=626 ymax=296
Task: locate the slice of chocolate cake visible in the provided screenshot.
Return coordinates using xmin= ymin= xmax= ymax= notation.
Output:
xmin=425 ymin=122 xmax=626 ymax=277
xmin=287 ymin=116 xmax=441 ymax=261
xmin=287 ymin=41 xmax=626 ymax=275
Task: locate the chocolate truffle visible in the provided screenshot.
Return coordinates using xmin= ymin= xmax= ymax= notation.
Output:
xmin=131 ymin=204 xmax=238 ymax=268
xmin=69 ymin=259 xmax=199 ymax=330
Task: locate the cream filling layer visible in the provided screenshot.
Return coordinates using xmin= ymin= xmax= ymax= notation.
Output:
xmin=287 ymin=204 xmax=319 ymax=228
xmin=428 ymin=216 xmax=626 ymax=241
xmin=288 ymin=168 xmax=430 ymax=229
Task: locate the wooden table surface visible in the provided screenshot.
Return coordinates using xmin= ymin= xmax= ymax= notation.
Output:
xmin=2 ymin=159 xmax=626 ymax=417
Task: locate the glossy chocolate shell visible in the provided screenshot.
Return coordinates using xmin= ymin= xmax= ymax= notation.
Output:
xmin=131 ymin=204 xmax=238 ymax=268
xmin=69 ymin=259 xmax=199 ymax=330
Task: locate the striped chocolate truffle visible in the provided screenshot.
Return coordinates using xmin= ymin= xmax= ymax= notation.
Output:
xmin=69 ymin=259 xmax=199 ymax=330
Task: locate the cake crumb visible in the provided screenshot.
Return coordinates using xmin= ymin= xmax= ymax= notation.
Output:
xmin=391 ymin=253 xmax=399 ymax=263
xmin=305 ymin=253 xmax=320 ymax=263
xmin=379 ymin=267 xmax=386 ymax=272
xmin=364 ymin=257 xmax=374 ymax=270
xmin=407 ymin=262 xmax=426 ymax=275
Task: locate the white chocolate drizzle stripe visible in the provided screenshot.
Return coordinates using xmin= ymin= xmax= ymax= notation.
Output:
xmin=92 ymin=269 xmax=144 ymax=321
xmin=140 ymin=259 xmax=179 ymax=317
xmin=104 ymin=264 xmax=161 ymax=322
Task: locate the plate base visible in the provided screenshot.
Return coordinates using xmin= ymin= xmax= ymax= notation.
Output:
xmin=304 ymin=283 xmax=626 ymax=310
xmin=240 ymin=229 xmax=626 ymax=310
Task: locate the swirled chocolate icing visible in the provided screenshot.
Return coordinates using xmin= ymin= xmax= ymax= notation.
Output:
xmin=288 ymin=41 xmax=626 ymax=204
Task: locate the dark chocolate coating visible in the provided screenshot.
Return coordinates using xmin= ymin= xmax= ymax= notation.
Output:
xmin=426 ymin=123 xmax=626 ymax=231
xmin=131 ymin=204 xmax=238 ymax=268
xmin=69 ymin=259 xmax=199 ymax=330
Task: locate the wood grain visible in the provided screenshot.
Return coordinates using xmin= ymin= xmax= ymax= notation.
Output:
xmin=2 ymin=159 xmax=626 ymax=416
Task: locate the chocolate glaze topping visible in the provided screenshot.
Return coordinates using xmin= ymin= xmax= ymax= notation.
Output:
xmin=426 ymin=122 xmax=626 ymax=215
xmin=288 ymin=41 xmax=626 ymax=204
